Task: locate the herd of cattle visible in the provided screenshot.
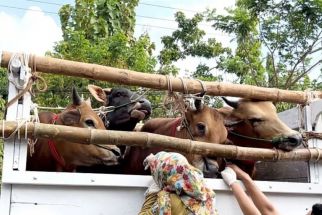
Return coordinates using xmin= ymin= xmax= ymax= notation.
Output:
xmin=26 ymin=85 xmax=303 ymax=179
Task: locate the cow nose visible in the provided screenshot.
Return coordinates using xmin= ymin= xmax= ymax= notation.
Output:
xmin=140 ymin=98 xmax=151 ymax=106
xmin=287 ymin=133 xmax=302 ymax=147
xmin=140 ymin=99 xmax=152 ymax=113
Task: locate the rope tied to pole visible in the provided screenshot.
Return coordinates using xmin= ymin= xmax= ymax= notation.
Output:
xmin=302 ymin=131 xmax=322 ymax=143
xmin=1 ymin=119 xmax=36 ymax=156
xmin=1 ymin=119 xmax=28 ymax=140
xmin=179 ymin=77 xmax=189 ymax=95
xmin=163 ymin=75 xmax=181 ymax=116
xmin=305 ymin=90 xmax=320 ymax=106
xmin=6 ymin=53 xmax=47 ymax=108
xmin=29 ymin=54 xmax=47 ymax=93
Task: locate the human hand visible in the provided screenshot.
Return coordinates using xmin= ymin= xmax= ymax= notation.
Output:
xmin=227 ymin=164 xmax=251 ymax=181
xmin=221 ymin=167 xmax=237 ymax=186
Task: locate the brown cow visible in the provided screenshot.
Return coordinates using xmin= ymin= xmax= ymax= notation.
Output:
xmin=27 ymin=88 xmax=121 ymax=172
xmin=122 ymin=96 xmax=228 ymax=178
xmin=76 ymin=84 xmax=152 ymax=174
xmin=219 ymin=97 xmax=302 ymax=177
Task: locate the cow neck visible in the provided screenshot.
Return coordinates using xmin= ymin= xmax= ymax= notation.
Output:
xmin=226 ymin=126 xmax=257 ymax=166
xmin=225 ymin=120 xmax=277 ymax=145
xmin=48 ymin=113 xmax=75 ymax=171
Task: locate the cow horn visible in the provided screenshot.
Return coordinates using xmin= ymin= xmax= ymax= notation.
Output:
xmin=222 ymin=97 xmax=238 ymax=109
xmin=72 ymin=87 xmax=82 ymax=106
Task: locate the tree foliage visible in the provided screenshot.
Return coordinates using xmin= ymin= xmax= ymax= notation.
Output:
xmin=60 ymin=0 xmax=138 ymax=40
xmin=35 ymin=0 xmax=156 ymax=109
xmin=210 ymin=0 xmax=322 ymax=91
xmin=158 ymin=11 xmax=230 ymax=80
xmin=158 ymin=0 xmax=322 ymax=110
xmin=159 ymin=1 xmax=322 ymax=90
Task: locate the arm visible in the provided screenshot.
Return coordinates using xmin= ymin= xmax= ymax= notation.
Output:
xmin=230 ymin=182 xmax=261 ymax=215
xmin=221 ymin=167 xmax=260 ymax=215
xmin=229 ymin=164 xmax=281 ymax=215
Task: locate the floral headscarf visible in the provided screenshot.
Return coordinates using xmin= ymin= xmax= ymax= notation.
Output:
xmin=143 ymin=151 xmax=217 ymax=215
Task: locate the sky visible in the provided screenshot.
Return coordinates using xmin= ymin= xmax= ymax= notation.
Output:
xmin=0 ymin=0 xmax=236 ymax=79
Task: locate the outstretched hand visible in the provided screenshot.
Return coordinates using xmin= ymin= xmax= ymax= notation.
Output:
xmin=227 ymin=164 xmax=251 ymax=181
xmin=221 ymin=167 xmax=237 ymax=186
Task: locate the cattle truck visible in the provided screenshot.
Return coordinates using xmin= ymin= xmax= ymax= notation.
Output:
xmin=0 ymin=52 xmax=321 ymax=215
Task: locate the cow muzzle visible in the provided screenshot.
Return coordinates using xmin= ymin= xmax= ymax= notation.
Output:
xmin=130 ymin=101 xmax=151 ymax=120
xmin=202 ymin=157 xmax=220 ymax=178
xmin=273 ymin=133 xmax=302 ymax=151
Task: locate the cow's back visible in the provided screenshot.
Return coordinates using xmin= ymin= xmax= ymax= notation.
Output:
xmin=141 ymin=118 xmax=177 ymax=136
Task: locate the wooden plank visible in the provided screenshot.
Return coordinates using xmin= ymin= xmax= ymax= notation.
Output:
xmin=2 ymin=121 xmax=322 ymax=162
xmin=1 ymin=51 xmax=322 ymax=104
xmin=255 ymin=161 xmax=309 ymax=182
xmin=258 ymin=106 xmax=307 ymax=182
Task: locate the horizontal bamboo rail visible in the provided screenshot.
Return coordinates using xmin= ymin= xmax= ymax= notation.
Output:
xmin=1 ymin=51 xmax=322 ymax=104
xmin=2 ymin=120 xmax=322 ymax=162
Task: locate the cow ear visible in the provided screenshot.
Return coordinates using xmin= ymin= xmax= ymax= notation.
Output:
xmin=60 ymin=109 xmax=81 ymax=126
xmin=88 ymin=85 xmax=108 ymax=104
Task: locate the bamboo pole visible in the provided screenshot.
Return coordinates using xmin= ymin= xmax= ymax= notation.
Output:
xmin=1 ymin=51 xmax=322 ymax=104
xmin=1 ymin=120 xmax=322 ymax=162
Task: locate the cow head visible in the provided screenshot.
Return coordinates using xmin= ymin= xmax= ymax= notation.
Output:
xmin=182 ymin=96 xmax=228 ymax=178
xmin=56 ymin=88 xmax=121 ymax=167
xmin=221 ymin=97 xmax=302 ymax=151
xmin=88 ymin=85 xmax=152 ymax=131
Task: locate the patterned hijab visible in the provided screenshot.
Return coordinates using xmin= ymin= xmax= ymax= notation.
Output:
xmin=143 ymin=151 xmax=217 ymax=215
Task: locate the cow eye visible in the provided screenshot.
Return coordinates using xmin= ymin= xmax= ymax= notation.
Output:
xmin=85 ymin=119 xmax=95 ymax=128
xmin=196 ymin=122 xmax=206 ymax=135
xmin=248 ymin=118 xmax=263 ymax=124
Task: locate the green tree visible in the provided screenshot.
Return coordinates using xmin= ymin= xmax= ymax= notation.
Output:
xmin=158 ymin=11 xmax=230 ymax=79
xmin=209 ymin=0 xmax=322 ymax=90
xmin=35 ymin=0 xmax=156 ymax=109
xmin=0 ymin=68 xmax=6 ymax=183
xmin=158 ymin=1 xmax=322 ymax=110
xmin=159 ymin=1 xmax=322 ymax=90
xmin=59 ymin=0 xmax=138 ymax=41
xmin=208 ymin=5 xmax=265 ymax=86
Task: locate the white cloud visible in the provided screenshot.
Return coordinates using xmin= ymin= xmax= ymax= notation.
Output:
xmin=0 ymin=6 xmax=62 ymax=56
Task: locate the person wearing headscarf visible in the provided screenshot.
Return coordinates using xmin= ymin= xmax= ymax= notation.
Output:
xmin=139 ymin=151 xmax=217 ymax=215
